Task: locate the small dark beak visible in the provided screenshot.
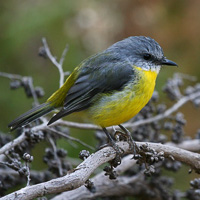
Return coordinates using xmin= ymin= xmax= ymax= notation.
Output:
xmin=161 ymin=58 xmax=178 ymax=66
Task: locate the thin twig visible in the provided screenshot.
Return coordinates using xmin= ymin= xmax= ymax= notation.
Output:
xmin=59 ymin=44 xmax=69 ymax=66
xmin=52 ymin=120 xmax=101 ymax=130
xmin=25 ymin=162 xmax=31 ymax=186
xmin=0 ymin=72 xmax=22 ymax=79
xmin=175 ymin=72 xmax=197 ymax=82
xmin=0 ymin=132 xmax=27 ymax=155
xmin=42 ymin=38 xmax=66 ymax=87
xmin=47 ymin=127 xmax=95 ymax=151
xmin=64 ymin=71 xmax=71 ymax=77
xmin=23 ymin=76 xmax=39 ymax=105
xmin=48 ymin=135 xmax=63 ymax=176
xmin=0 ymin=72 xmax=39 ymax=105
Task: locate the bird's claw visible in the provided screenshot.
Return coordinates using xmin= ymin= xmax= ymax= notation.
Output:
xmin=114 ymin=130 xmax=128 ymax=141
xmin=117 ymin=125 xmax=139 ymax=156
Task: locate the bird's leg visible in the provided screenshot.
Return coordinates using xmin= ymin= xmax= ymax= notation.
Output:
xmin=113 ymin=126 xmax=128 ymax=142
xmin=102 ymin=127 xmax=123 ymax=167
xmin=113 ymin=125 xmax=132 ymax=143
xmin=118 ymin=124 xmax=138 ymax=156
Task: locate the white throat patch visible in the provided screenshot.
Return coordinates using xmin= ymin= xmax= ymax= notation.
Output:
xmin=150 ymin=65 xmax=161 ymax=73
xmin=140 ymin=61 xmax=161 ymax=74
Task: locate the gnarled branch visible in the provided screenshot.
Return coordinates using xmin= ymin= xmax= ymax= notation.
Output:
xmin=1 ymin=141 xmax=200 ymax=200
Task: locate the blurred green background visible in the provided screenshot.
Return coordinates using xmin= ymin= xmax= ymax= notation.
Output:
xmin=0 ymin=0 xmax=200 ymax=193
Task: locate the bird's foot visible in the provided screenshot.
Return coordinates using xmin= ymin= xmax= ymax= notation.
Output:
xmin=114 ymin=130 xmax=129 ymax=142
xmin=117 ymin=125 xmax=139 ymax=156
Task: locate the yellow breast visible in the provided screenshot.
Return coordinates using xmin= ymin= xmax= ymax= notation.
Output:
xmin=86 ymin=66 xmax=158 ymax=127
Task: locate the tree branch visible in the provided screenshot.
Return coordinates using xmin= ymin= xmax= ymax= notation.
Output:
xmin=0 ymin=132 xmax=27 ymax=155
xmin=167 ymin=139 xmax=200 ymax=152
xmin=2 ymin=141 xmax=200 ymax=200
xmin=54 ymin=175 xmax=145 ymax=200
xmin=52 ymin=155 xmax=143 ymax=200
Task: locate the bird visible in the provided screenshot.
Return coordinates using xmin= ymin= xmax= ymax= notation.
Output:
xmin=8 ymin=36 xmax=177 ymax=161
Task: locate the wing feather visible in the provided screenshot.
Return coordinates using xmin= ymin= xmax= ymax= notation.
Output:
xmin=48 ymin=52 xmax=135 ymax=125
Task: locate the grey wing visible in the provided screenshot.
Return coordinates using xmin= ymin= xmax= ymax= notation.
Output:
xmin=47 ymin=54 xmax=134 ymax=125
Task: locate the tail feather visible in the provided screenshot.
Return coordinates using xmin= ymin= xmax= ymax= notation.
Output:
xmin=8 ymin=102 xmax=54 ymax=131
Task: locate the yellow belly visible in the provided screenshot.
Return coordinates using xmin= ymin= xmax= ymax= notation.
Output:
xmin=86 ymin=67 xmax=158 ymax=127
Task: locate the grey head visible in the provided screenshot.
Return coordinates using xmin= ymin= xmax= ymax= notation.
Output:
xmin=106 ymin=36 xmax=177 ymax=73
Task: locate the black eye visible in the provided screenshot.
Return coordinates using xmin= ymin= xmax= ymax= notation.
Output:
xmin=143 ymin=53 xmax=152 ymax=60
